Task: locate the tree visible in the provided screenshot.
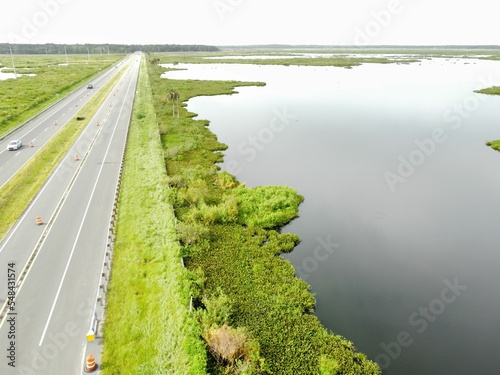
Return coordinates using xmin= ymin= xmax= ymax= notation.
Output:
xmin=166 ymin=89 xmax=180 ymax=118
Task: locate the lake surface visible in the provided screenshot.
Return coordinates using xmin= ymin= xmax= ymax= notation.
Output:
xmin=162 ymin=58 xmax=500 ymax=374
xmin=0 ymin=68 xmax=35 ymax=80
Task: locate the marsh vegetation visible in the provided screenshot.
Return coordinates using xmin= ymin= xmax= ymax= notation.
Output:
xmin=145 ymin=59 xmax=381 ymax=374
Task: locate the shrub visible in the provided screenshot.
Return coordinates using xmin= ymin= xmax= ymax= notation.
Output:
xmin=176 ymin=221 xmax=210 ymax=245
xmin=235 ymin=186 xmax=304 ymax=228
xmin=204 ymin=325 xmax=266 ymax=374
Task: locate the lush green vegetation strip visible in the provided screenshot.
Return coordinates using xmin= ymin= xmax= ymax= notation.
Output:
xmin=101 ymin=56 xmax=207 ymax=375
xmin=147 ymin=59 xmax=381 ymax=374
xmin=0 ymin=60 xmax=128 ymax=241
xmin=156 ymin=53 xmax=415 ymax=68
xmin=152 ymin=47 xmax=500 ymax=68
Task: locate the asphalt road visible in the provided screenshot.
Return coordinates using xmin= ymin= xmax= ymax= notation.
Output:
xmin=0 ymin=56 xmax=129 ymax=189
xmin=0 ymin=52 xmax=141 ymax=374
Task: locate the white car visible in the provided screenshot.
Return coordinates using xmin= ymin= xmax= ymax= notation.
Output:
xmin=7 ymin=139 xmax=22 ymax=151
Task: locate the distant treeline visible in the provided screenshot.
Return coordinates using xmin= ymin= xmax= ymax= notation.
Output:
xmin=221 ymin=44 xmax=500 ymax=50
xmin=0 ymin=43 xmax=220 ymax=55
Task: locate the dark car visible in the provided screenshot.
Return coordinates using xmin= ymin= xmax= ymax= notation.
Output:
xmin=87 ymin=84 xmax=93 ymax=89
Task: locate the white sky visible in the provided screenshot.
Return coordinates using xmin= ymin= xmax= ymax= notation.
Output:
xmin=1 ymin=0 xmax=499 ymax=46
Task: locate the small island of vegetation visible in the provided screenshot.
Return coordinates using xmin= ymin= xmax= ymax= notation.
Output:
xmin=474 ymin=86 xmax=500 ymax=96
xmin=475 ymin=86 xmax=500 ymax=152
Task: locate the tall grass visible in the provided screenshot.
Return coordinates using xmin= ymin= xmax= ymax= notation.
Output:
xmin=101 ymin=55 xmax=207 ymax=375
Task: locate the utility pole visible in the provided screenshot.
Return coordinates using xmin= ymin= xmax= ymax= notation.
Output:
xmin=8 ymin=44 xmax=17 ymax=79
xmin=64 ymin=45 xmax=69 ymax=65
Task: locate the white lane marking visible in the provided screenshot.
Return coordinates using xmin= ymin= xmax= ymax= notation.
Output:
xmin=15 ymin=152 xmax=20 ymax=156
xmin=0 ymin=102 xmax=109 ymax=254
xmin=0 ymin=58 xmax=132 ymax=330
xmin=38 ymin=167 xmax=102 ymax=346
xmin=0 ymin=120 xmax=72 ymax=190
xmin=38 ymin=68 xmax=136 ymax=347
xmin=0 ymin=61 xmax=125 ymax=172
xmin=0 ymin=63 xmax=126 ymax=188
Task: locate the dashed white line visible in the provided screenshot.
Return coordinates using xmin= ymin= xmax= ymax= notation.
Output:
xmin=38 ymin=76 xmax=133 ymax=346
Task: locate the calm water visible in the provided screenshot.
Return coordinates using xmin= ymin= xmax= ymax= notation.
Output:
xmin=163 ymin=58 xmax=500 ymax=375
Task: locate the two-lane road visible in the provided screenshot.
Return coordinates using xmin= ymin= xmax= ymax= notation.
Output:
xmin=0 ymin=52 xmax=141 ymax=374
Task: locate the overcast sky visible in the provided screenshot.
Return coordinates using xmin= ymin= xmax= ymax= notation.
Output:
xmin=1 ymin=0 xmax=499 ymax=46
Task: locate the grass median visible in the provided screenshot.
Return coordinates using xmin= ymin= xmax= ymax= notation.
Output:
xmin=0 ymin=60 xmax=129 ymax=241
xmin=101 ymin=55 xmax=207 ymax=374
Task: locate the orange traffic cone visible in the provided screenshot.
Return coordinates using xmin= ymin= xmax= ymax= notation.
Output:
xmin=84 ymin=354 xmax=97 ymax=372
xmin=36 ymin=216 xmax=43 ymax=225
xmin=29 ymin=141 xmax=34 ymax=147
xmin=75 ymin=154 xmax=80 ymax=161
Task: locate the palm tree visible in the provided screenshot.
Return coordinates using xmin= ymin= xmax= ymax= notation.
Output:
xmin=167 ymin=89 xmax=180 ymax=118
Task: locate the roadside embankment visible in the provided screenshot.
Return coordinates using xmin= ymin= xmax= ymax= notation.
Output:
xmin=101 ymin=55 xmax=207 ymax=375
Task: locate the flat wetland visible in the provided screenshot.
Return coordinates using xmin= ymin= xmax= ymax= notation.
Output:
xmin=3 ymin=47 xmax=500 ymax=375
xmin=160 ymin=46 xmax=500 ymax=375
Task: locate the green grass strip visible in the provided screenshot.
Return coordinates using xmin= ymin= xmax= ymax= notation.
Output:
xmin=0 ymin=61 xmax=128 ymax=241
xmin=101 ymin=55 xmax=207 ymax=375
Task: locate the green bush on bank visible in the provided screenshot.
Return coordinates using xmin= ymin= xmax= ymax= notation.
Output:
xmin=147 ymin=59 xmax=380 ymax=374
xmin=235 ymin=186 xmax=304 ymax=228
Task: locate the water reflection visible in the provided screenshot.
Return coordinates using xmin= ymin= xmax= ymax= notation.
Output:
xmin=0 ymin=68 xmax=36 ymax=80
xmin=163 ymin=58 xmax=500 ymax=374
